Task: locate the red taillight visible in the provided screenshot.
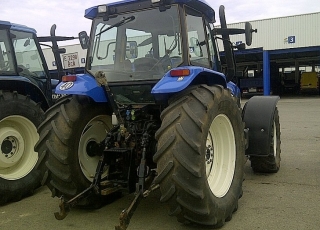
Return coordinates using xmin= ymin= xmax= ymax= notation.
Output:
xmin=62 ymin=75 xmax=77 ymax=82
xmin=170 ymin=69 xmax=190 ymax=77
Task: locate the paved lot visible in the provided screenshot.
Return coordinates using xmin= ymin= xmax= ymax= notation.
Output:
xmin=1 ymin=96 xmax=320 ymax=230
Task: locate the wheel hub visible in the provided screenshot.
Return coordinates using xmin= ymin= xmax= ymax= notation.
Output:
xmin=1 ymin=136 xmax=18 ymax=158
xmin=0 ymin=127 xmax=24 ymax=168
xmin=78 ymin=116 xmax=111 ymax=181
xmin=206 ymin=145 xmax=214 ymax=164
xmin=86 ymin=140 xmax=101 ymax=157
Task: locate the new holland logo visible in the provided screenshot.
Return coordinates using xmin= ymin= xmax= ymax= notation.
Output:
xmin=59 ymin=82 xmax=74 ymax=90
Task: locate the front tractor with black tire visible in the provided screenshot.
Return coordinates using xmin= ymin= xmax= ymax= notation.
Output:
xmin=0 ymin=21 xmax=52 ymax=205
xmin=35 ymin=1 xmax=281 ymax=229
xmin=0 ymin=91 xmax=45 ymax=204
xmin=0 ymin=21 xmax=79 ymax=205
xmin=243 ymin=96 xmax=281 ymax=173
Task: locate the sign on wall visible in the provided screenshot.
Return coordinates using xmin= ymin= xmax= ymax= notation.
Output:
xmin=288 ymin=36 xmax=296 ymax=44
xmin=284 ymin=36 xmax=296 ymax=44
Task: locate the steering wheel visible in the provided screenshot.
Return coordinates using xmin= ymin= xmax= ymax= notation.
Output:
xmin=134 ymin=57 xmax=160 ymax=71
xmin=0 ymin=61 xmax=10 ymax=71
xmin=18 ymin=65 xmax=38 ymax=78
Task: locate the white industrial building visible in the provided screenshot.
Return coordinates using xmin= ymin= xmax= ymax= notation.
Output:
xmin=43 ymin=11 xmax=320 ymax=95
xmin=218 ymin=11 xmax=320 ymax=95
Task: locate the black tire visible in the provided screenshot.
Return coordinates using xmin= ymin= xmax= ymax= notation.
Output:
xmin=250 ymin=108 xmax=281 ymax=173
xmin=0 ymin=90 xmax=45 ymax=204
xmin=153 ymin=85 xmax=245 ymax=227
xmin=35 ymin=95 xmax=113 ymax=206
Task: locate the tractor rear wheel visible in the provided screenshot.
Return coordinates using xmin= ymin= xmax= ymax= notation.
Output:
xmin=250 ymin=108 xmax=281 ymax=173
xmin=154 ymin=85 xmax=245 ymax=227
xmin=35 ymin=95 xmax=113 ymax=206
xmin=0 ymin=91 xmax=45 ymax=204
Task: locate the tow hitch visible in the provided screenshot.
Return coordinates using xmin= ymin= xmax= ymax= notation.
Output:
xmin=54 ymin=132 xmax=159 ymax=230
xmin=115 ymin=178 xmax=159 ymax=230
xmin=115 ymin=132 xmax=159 ymax=229
xmin=54 ymin=151 xmax=121 ymax=220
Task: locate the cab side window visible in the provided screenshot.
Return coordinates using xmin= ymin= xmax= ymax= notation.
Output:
xmin=185 ymin=6 xmax=211 ymax=68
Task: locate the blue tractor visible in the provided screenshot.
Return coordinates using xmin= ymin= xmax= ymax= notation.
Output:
xmin=36 ymin=0 xmax=281 ymax=229
xmin=0 ymin=21 xmax=75 ymax=204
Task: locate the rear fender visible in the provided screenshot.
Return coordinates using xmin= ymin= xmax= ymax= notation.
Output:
xmin=0 ymin=78 xmax=50 ymax=110
xmin=242 ymin=96 xmax=280 ymax=156
xmin=55 ymin=74 xmax=107 ymax=102
xmin=151 ymin=66 xmax=227 ymax=101
xmin=227 ymin=81 xmax=241 ymax=98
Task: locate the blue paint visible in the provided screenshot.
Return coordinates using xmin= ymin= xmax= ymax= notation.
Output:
xmin=55 ymin=74 xmax=108 ymax=102
xmin=263 ymin=50 xmax=270 ymax=96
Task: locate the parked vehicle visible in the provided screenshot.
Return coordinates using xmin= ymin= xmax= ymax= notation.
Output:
xmin=280 ymin=71 xmax=300 ymax=94
xmin=300 ymin=71 xmax=319 ymax=94
xmin=0 ymin=21 xmax=75 ymax=204
xmin=35 ymin=1 xmax=281 ymax=229
xmin=240 ymin=77 xmax=264 ymax=96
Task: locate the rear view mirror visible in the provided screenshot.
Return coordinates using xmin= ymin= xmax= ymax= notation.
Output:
xmin=79 ymin=31 xmax=89 ymax=49
xmin=126 ymin=41 xmax=138 ymax=59
xmin=245 ymin=22 xmax=257 ymax=46
xmin=190 ymin=37 xmax=202 ymax=57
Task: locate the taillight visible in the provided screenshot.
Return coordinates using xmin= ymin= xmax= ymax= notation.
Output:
xmin=170 ymin=69 xmax=190 ymax=77
xmin=62 ymin=75 xmax=77 ymax=82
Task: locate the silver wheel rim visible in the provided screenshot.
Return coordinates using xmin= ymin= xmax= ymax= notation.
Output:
xmin=273 ymin=121 xmax=277 ymax=156
xmin=78 ymin=115 xmax=111 ymax=181
xmin=206 ymin=114 xmax=236 ymax=198
xmin=0 ymin=115 xmax=38 ymax=180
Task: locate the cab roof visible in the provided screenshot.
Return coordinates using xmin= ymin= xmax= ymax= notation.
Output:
xmin=0 ymin=20 xmax=37 ymax=34
xmin=84 ymin=0 xmax=215 ymax=22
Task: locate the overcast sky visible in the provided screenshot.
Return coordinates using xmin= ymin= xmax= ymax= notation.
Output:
xmin=1 ymin=0 xmax=320 ymax=45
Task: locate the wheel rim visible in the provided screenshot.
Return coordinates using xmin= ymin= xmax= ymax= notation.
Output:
xmin=206 ymin=114 xmax=236 ymax=198
xmin=273 ymin=121 xmax=277 ymax=156
xmin=0 ymin=115 xmax=38 ymax=180
xmin=78 ymin=115 xmax=111 ymax=181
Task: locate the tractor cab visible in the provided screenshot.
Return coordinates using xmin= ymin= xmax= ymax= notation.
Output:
xmin=83 ymin=0 xmax=218 ymax=77
xmin=0 ymin=21 xmax=52 ymax=99
xmin=79 ymin=0 xmax=223 ymax=103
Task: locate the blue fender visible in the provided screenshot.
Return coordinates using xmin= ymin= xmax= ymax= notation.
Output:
xmin=55 ymin=74 xmax=107 ymax=102
xmin=227 ymin=81 xmax=241 ymax=98
xmin=151 ymin=66 xmax=227 ymax=100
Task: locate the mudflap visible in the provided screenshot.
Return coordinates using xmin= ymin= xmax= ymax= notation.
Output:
xmin=242 ymin=96 xmax=280 ymax=156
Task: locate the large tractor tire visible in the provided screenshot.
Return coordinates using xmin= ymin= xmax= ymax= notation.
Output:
xmin=0 ymin=91 xmax=45 ymax=204
xmin=250 ymin=108 xmax=281 ymax=173
xmin=154 ymin=85 xmax=245 ymax=227
xmin=35 ymin=95 xmax=113 ymax=206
